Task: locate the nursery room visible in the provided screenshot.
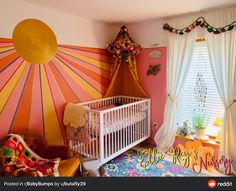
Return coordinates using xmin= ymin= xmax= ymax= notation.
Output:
xmin=0 ymin=0 xmax=236 ymax=180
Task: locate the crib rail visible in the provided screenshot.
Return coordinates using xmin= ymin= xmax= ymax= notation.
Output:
xmin=68 ymin=96 xmax=151 ymax=166
xmin=78 ymin=95 xmax=146 ymax=109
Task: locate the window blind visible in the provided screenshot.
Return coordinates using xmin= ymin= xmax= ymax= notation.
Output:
xmin=176 ymin=41 xmax=224 ymax=136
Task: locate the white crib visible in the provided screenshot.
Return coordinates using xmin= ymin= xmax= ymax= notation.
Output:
xmin=67 ymin=95 xmax=151 ymax=166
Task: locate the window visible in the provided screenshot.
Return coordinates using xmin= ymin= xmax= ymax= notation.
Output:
xmin=176 ymin=40 xmax=224 ymax=137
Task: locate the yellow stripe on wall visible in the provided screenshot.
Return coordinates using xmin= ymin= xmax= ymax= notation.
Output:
xmin=54 ymin=57 xmax=103 ymax=99
xmin=0 ymin=46 xmax=15 ymax=52
xmin=58 ymin=49 xmax=111 ymax=72
xmin=40 ymin=65 xmax=64 ymax=145
xmin=0 ymin=61 xmax=27 ymax=112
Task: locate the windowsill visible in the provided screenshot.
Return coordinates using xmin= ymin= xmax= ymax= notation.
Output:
xmin=176 ymin=133 xmax=220 ymax=148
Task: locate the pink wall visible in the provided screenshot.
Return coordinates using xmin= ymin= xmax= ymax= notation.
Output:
xmin=137 ymin=47 xmax=167 ymax=145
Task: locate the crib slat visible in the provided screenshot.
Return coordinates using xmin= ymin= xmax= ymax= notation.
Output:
xmin=118 ymin=109 xmax=120 ymax=151
xmin=143 ymin=103 xmax=145 ymax=136
xmin=132 ymin=104 xmax=134 ymax=143
xmin=140 ymin=104 xmax=143 ymax=137
xmin=92 ymin=116 xmax=95 ymax=157
xmin=130 ymin=105 xmax=134 ymax=143
xmin=89 ymin=118 xmax=91 ymax=157
xmin=135 ymin=111 xmax=138 ymax=141
xmin=128 ymin=106 xmax=130 ymax=145
xmin=86 ymin=126 xmax=88 ymax=156
xmin=133 ymin=105 xmax=135 ymax=143
xmin=120 ymin=108 xmax=122 ymax=149
xmin=144 ymin=103 xmax=146 ymax=136
xmin=121 ymin=108 xmax=123 ymax=149
xmin=114 ymin=110 xmax=117 ymax=153
xmin=138 ymin=105 xmax=141 ymax=140
xmin=134 ymin=104 xmax=136 ymax=142
xmin=137 ymin=112 xmax=139 ymax=141
xmin=92 ymin=114 xmax=98 ymax=158
xmin=122 ymin=108 xmax=127 ymax=148
xmin=130 ymin=105 xmax=132 ymax=145
xmin=134 ymin=104 xmax=137 ymax=142
xmin=78 ymin=141 xmax=80 ymax=154
xmin=137 ymin=104 xmax=139 ymax=141
xmin=108 ymin=112 xmax=110 ymax=157
xmin=99 ymin=112 xmax=104 ymax=163
xmin=82 ymin=141 xmax=84 ymax=156
xmin=111 ymin=111 xmax=115 ymax=154
xmin=145 ymin=103 xmax=147 ymax=136
xmin=105 ymin=113 xmax=107 ymax=158
xmin=148 ymin=100 xmax=151 ymax=137
xmin=130 ymin=106 xmax=132 ymax=145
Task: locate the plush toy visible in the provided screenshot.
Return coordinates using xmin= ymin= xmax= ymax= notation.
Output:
xmin=177 ymin=120 xmax=191 ymax=136
xmin=182 ymin=120 xmax=191 ymax=136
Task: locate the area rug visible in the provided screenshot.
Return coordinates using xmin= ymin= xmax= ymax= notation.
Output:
xmin=102 ymin=150 xmax=207 ymax=177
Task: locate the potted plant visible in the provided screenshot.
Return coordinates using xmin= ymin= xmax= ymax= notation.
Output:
xmin=192 ymin=114 xmax=209 ymax=140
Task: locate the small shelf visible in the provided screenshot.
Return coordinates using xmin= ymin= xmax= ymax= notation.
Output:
xmin=176 ymin=133 xmax=220 ymax=148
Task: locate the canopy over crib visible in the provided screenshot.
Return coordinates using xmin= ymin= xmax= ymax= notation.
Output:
xmin=105 ymin=25 xmax=148 ymax=98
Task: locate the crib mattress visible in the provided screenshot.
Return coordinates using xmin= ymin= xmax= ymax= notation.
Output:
xmin=89 ymin=112 xmax=147 ymax=134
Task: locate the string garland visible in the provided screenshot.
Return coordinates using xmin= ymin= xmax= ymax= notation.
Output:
xmin=163 ymin=16 xmax=236 ymax=35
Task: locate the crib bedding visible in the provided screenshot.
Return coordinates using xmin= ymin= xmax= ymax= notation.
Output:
xmin=104 ymin=111 xmax=146 ymax=134
xmin=88 ymin=111 xmax=147 ymax=134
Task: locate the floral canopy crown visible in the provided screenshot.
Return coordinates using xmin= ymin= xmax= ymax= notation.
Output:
xmin=107 ymin=25 xmax=142 ymax=63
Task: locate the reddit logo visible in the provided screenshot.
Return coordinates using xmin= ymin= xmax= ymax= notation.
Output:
xmin=208 ymin=179 xmax=216 ymax=188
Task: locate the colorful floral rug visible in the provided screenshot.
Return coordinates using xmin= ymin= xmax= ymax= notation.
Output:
xmin=102 ymin=150 xmax=207 ymax=177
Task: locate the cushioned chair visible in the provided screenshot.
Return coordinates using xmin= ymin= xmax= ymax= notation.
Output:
xmin=1 ymin=131 xmax=81 ymax=177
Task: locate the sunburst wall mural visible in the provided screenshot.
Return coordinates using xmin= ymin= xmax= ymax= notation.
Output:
xmin=0 ymin=37 xmax=112 ymax=145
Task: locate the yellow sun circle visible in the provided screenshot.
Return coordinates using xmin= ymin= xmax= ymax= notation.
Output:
xmin=12 ymin=19 xmax=57 ymax=64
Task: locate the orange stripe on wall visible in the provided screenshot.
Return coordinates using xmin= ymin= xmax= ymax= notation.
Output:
xmin=11 ymin=65 xmax=35 ymax=133
xmin=57 ymin=53 xmax=110 ymax=87
xmin=57 ymin=50 xmax=110 ymax=79
xmin=0 ymin=52 xmax=19 ymax=72
xmin=0 ymin=49 xmax=16 ymax=59
xmin=58 ymin=44 xmax=109 ymax=55
xmin=28 ymin=65 xmax=44 ymax=137
xmin=58 ymin=46 xmax=112 ymax=63
xmin=0 ymin=58 xmax=23 ymax=91
xmin=0 ymin=38 xmax=12 ymax=43
xmin=48 ymin=62 xmax=79 ymax=103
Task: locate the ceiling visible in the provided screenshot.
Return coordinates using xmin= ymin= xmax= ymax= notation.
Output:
xmin=23 ymin=0 xmax=236 ymax=23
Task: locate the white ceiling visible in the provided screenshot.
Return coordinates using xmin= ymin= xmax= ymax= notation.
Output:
xmin=23 ymin=0 xmax=236 ymax=23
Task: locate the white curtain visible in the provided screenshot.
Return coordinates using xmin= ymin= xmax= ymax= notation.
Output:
xmin=154 ymin=26 xmax=196 ymax=150
xmin=204 ymin=8 xmax=236 ymax=174
xmin=155 ymin=7 xmax=236 ymax=173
